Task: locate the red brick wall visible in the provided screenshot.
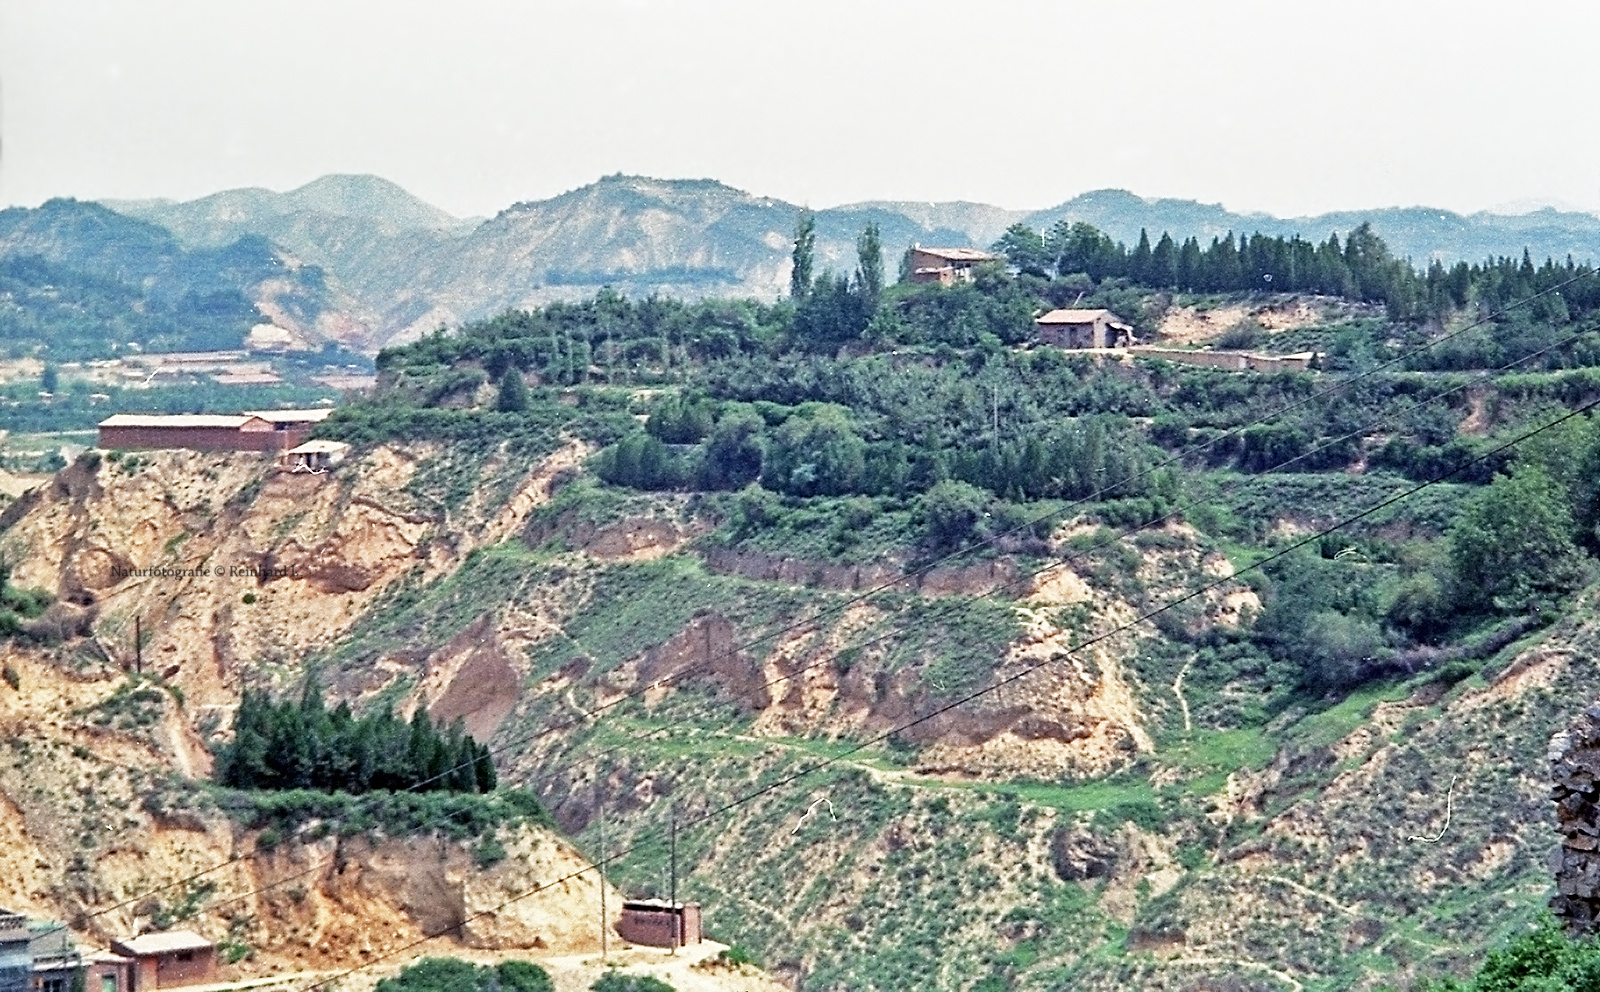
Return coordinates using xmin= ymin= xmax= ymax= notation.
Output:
xmin=617 ymin=907 xmax=701 ymax=948
xmin=97 ymin=426 xmax=311 ymax=452
xmin=87 ymin=960 xmax=131 ymax=992
xmin=149 ymin=950 xmax=216 ymax=989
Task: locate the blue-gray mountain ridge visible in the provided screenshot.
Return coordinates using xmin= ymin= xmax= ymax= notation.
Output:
xmin=18 ymin=173 xmax=1600 ymax=352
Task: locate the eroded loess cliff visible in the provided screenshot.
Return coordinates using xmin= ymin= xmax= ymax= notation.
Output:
xmin=0 ymin=442 xmax=623 ymax=976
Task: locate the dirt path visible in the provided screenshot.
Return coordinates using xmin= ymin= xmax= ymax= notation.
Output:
xmin=1171 ymin=658 xmax=1193 ymax=734
xmin=1164 ymin=955 xmax=1304 ymax=992
xmin=1260 ymin=874 xmax=1360 ymax=917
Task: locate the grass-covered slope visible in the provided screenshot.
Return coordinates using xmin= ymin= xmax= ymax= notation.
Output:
xmin=185 ymin=230 xmax=1600 ymax=988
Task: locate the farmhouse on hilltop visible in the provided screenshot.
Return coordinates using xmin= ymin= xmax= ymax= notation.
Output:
xmin=1034 ymin=308 xmax=1135 ymax=349
xmin=97 ymin=409 xmax=332 ymax=452
xmin=907 ymin=246 xmax=1000 ymax=286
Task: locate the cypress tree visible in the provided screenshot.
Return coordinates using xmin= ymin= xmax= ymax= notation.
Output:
xmin=1130 ymin=229 xmax=1153 ymax=284
xmin=496 ymin=367 xmax=530 ymax=412
xmin=1150 ymin=232 xmax=1179 ymax=288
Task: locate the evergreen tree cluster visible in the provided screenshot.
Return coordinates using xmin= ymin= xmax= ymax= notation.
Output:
xmin=217 ymin=685 xmax=496 ymax=795
xmin=595 ymin=397 xmax=1168 ymax=506
xmin=993 ymin=219 xmax=1600 ymax=322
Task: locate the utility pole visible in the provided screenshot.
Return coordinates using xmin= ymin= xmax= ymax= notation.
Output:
xmin=598 ymin=796 xmax=607 ymax=961
xmin=992 ymin=384 xmax=1000 ymax=456
xmin=669 ymin=806 xmax=678 ymax=955
xmin=134 ymin=615 xmax=142 ymax=675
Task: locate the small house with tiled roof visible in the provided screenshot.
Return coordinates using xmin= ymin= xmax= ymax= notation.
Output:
xmin=1034 ymin=308 xmax=1135 ymax=349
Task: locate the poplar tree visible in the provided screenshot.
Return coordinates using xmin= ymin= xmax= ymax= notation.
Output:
xmin=855 ymin=223 xmax=884 ymax=304
xmin=790 ymin=209 xmax=816 ymax=299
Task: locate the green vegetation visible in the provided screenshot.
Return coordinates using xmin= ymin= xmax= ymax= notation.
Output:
xmin=590 ymin=974 xmax=674 ymax=992
xmin=80 ymin=211 xmax=1597 ymax=991
xmin=992 ymin=218 xmax=1600 ymax=327
xmin=201 ymin=783 xmax=551 ymax=843
xmin=0 ymin=565 xmax=54 ymax=640
xmin=216 ymin=683 xmax=495 ymax=794
xmin=83 ymin=676 xmax=168 ymax=730
xmin=376 ymin=958 xmax=553 ymax=992
xmin=1419 ymin=918 xmax=1600 ymax=991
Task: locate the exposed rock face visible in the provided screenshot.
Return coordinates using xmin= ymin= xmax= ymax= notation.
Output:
xmin=1548 ymin=702 xmax=1600 ymax=930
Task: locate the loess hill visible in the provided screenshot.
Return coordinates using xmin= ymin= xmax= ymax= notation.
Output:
xmin=5 ymin=232 xmax=1600 ymax=990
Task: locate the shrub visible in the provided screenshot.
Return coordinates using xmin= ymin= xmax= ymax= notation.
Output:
xmin=917 ymin=480 xmax=989 ymax=549
xmin=591 ymin=974 xmax=674 ymax=992
xmin=1418 ymin=916 xmax=1600 ymax=991
xmin=1 ymin=665 xmax=17 ymax=691
xmin=473 ymin=835 xmax=507 ymax=869
xmin=376 ymin=958 xmax=553 ymax=992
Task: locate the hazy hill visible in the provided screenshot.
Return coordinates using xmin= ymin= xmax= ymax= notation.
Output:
xmin=104 ymin=173 xmax=478 ymax=246
xmin=1024 ymin=188 xmax=1600 ymax=265
xmin=0 ymin=198 xmax=337 ymax=356
xmin=66 ymin=174 xmax=1600 ymax=352
xmin=279 ymin=175 xmax=973 ymax=346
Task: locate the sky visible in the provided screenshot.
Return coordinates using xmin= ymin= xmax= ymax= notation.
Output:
xmin=2 ymin=0 xmax=1598 ymax=219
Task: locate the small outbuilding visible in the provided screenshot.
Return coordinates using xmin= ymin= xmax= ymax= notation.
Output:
xmin=280 ymin=439 xmax=350 ymax=473
xmin=1035 ymin=308 xmax=1135 ymax=349
xmin=616 ymin=900 xmax=702 ymax=949
xmin=110 ymin=933 xmax=216 ymax=992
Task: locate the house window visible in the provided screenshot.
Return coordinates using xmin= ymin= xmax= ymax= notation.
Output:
xmin=101 ymin=975 xmax=117 ymax=992
xmin=174 ymin=953 xmax=193 ymax=963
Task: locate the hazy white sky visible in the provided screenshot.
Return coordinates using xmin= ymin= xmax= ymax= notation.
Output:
xmin=2 ymin=0 xmax=1597 ymax=218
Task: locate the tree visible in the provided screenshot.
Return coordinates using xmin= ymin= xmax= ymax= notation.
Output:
xmin=918 ymin=479 xmax=989 ymax=549
xmin=760 ymin=408 xmax=866 ymax=496
xmin=1149 ymin=232 xmax=1179 ymax=287
xmin=855 ymin=223 xmax=884 ymax=304
xmin=993 ymin=223 xmax=1051 ymax=277
xmin=40 ymin=365 xmax=58 ymax=392
xmin=495 ymin=367 xmax=529 ymax=412
xmin=790 ymin=208 xmax=816 ymax=299
xmin=698 ymin=409 xmax=765 ymax=490
xmin=1129 ymin=229 xmax=1153 ymax=284
xmin=1449 ymin=464 xmax=1580 ymax=610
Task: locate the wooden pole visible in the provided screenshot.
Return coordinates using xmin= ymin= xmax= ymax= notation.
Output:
xmin=669 ymin=807 xmax=678 ymax=955
xmin=598 ymin=797 xmax=607 ymax=961
xmin=134 ymin=616 xmax=141 ymax=674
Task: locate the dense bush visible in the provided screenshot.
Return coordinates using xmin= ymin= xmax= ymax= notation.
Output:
xmin=376 ymin=958 xmax=552 ymax=992
xmin=590 ymin=973 xmax=674 ymax=992
xmin=1420 ymin=917 xmax=1600 ymax=991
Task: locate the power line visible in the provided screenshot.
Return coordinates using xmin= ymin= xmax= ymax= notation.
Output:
xmin=290 ymin=386 xmax=1600 ymax=992
xmin=30 ymin=278 xmax=1594 ymax=947
xmin=516 ymin=315 xmax=1600 ymax=795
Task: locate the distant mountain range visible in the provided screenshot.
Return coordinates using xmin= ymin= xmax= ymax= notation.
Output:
xmin=3 ymin=173 xmax=1598 ymax=356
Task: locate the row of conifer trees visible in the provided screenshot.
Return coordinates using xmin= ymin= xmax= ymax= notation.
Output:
xmin=216 ymin=685 xmax=496 ymax=794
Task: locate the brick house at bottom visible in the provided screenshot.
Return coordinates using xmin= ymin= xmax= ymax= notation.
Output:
xmin=616 ymin=901 xmax=701 ymax=948
xmin=1034 ymin=308 xmax=1135 ymax=349
xmin=110 ymin=933 xmax=215 ymax=991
